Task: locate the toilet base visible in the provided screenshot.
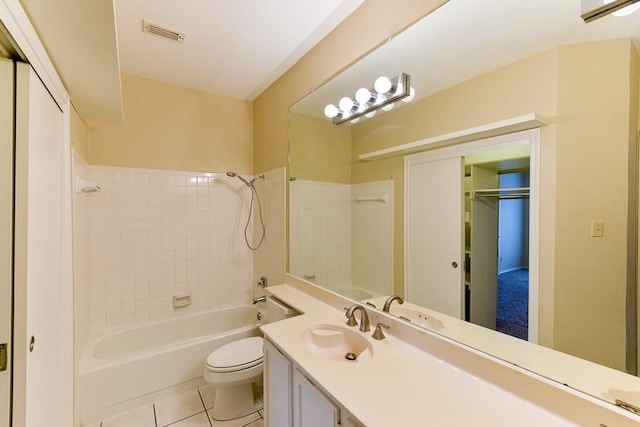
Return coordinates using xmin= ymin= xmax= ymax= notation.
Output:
xmin=211 ymin=383 xmax=263 ymax=421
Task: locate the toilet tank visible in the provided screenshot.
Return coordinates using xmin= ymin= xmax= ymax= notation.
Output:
xmin=265 ymin=296 xmax=299 ymax=323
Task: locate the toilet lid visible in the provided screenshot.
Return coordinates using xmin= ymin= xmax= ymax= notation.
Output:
xmin=206 ymin=337 xmax=264 ymax=372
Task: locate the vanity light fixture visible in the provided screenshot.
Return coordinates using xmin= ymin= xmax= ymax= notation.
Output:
xmin=323 ymin=73 xmax=415 ymax=125
xmin=604 ymin=0 xmax=640 ymax=15
xmin=581 ymin=0 xmax=640 ymax=22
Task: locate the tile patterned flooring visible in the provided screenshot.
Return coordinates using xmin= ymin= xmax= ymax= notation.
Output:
xmin=84 ymin=385 xmax=263 ymax=427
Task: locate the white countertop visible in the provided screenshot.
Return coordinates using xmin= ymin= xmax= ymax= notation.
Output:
xmin=260 ymin=283 xmax=640 ymax=426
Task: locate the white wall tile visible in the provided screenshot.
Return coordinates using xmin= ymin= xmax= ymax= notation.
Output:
xmin=83 ymin=166 xmax=255 ymax=334
xmin=289 ymin=178 xmax=394 ymax=297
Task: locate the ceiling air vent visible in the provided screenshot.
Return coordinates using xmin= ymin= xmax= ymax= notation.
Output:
xmin=142 ymin=20 xmax=185 ymax=43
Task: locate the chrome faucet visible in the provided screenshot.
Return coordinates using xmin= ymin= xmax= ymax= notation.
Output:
xmin=253 ymin=296 xmax=266 ymax=304
xmin=382 ymin=295 xmax=404 ymax=312
xmin=345 ymin=304 xmax=370 ymax=332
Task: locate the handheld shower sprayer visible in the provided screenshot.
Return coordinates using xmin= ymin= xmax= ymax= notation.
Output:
xmin=226 ymin=171 xmax=266 ymax=250
xmin=226 ymin=171 xmax=264 ymax=187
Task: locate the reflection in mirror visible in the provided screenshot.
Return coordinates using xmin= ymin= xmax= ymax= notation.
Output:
xmin=288 ymin=0 xmax=640 ymax=412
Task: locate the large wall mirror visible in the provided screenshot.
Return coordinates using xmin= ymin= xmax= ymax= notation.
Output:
xmin=288 ymin=0 xmax=640 ymax=411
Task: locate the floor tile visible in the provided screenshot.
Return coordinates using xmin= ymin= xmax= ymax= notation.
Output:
xmin=165 ymin=411 xmax=211 ymax=427
xmin=101 ymin=404 xmax=156 ymax=427
xmin=155 ymin=388 xmax=206 ymax=426
xmin=198 ymin=384 xmax=216 ymax=410
xmin=244 ymin=419 xmax=263 ymax=427
xmin=82 ymin=423 xmax=102 ymax=427
xmin=208 ymin=411 xmax=260 ymax=427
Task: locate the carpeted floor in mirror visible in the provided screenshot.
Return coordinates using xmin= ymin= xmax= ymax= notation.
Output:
xmin=496 ymin=268 xmax=529 ymax=340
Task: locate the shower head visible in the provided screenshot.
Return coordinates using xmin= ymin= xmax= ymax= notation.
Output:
xmin=227 ymin=171 xmax=251 ymax=187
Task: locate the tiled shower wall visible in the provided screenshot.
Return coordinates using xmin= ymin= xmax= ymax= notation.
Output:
xmin=289 ymin=180 xmax=352 ymax=286
xmin=289 ymin=179 xmax=393 ymax=295
xmin=76 ymin=164 xmax=256 ymax=334
xmin=351 ymin=180 xmax=394 ymax=296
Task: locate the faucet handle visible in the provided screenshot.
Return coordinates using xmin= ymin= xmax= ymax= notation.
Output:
xmin=372 ymin=323 xmax=390 ymax=340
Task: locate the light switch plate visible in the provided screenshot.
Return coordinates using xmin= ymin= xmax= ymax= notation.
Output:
xmin=591 ymin=220 xmax=604 ymax=237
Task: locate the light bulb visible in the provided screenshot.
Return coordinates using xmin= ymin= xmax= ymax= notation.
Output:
xmin=382 ymin=102 xmax=395 ymax=112
xmin=402 ymin=87 xmax=416 ymax=103
xmin=374 ymin=76 xmax=392 ymax=94
xmin=374 ymin=93 xmax=386 ymax=106
xmin=364 ymin=110 xmax=376 ymax=119
xmin=604 ymin=0 xmax=640 ymax=16
xmin=324 ymin=104 xmax=339 ymax=119
xmin=339 ymin=96 xmax=354 ymax=112
xmin=350 ymin=117 xmax=360 ymax=124
xmin=355 ymin=88 xmax=372 ymax=104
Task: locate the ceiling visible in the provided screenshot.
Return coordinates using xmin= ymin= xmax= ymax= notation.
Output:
xmin=114 ymin=0 xmax=365 ymax=101
xmin=292 ymin=0 xmax=640 ymax=118
xmin=17 ymin=0 xmax=364 ymax=121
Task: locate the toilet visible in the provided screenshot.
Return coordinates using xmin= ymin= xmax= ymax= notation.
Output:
xmin=204 ymin=297 xmax=297 ymax=420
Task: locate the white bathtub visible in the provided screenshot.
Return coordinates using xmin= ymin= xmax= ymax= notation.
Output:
xmin=330 ymin=285 xmax=380 ymax=301
xmin=79 ymin=306 xmax=262 ymax=425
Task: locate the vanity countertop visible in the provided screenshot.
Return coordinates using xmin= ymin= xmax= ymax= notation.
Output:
xmin=261 ymin=283 xmax=639 ymax=426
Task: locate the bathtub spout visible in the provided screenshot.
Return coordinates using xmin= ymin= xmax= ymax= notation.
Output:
xmin=253 ymin=296 xmax=266 ymax=304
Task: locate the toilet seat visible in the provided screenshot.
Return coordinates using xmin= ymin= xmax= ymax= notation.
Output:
xmin=206 ymin=336 xmax=263 ymax=373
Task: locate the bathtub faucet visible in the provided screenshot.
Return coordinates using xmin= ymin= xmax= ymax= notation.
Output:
xmin=253 ymin=296 xmax=266 ymax=304
xmin=382 ymin=295 xmax=404 ymax=312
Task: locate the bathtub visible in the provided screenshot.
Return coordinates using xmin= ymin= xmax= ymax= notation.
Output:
xmin=330 ymin=285 xmax=380 ymax=301
xmin=79 ymin=306 xmax=262 ymax=425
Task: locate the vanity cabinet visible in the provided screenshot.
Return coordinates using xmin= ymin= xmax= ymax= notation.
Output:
xmin=264 ymin=338 xmax=363 ymax=427
xmin=292 ymin=368 xmax=340 ymax=427
xmin=264 ymin=338 xmax=293 ymax=427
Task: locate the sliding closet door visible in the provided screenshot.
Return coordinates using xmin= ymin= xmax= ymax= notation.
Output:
xmin=12 ymin=62 xmax=68 ymax=427
xmin=406 ymin=156 xmax=465 ymax=318
xmin=0 ymin=58 xmax=13 ymax=427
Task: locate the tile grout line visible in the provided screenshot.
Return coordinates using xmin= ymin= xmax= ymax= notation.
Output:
xmin=198 ymin=387 xmax=214 ymax=427
xmin=153 ymin=403 xmax=158 ymax=427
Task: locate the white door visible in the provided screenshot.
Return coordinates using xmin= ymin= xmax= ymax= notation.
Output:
xmin=406 ymin=156 xmax=465 ymax=318
xmin=0 ymin=58 xmax=13 ymax=427
xmin=12 ymin=62 xmax=71 ymax=427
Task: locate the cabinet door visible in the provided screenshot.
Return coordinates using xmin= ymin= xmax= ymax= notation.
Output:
xmin=293 ymin=368 xmax=339 ymax=427
xmin=264 ymin=339 xmax=292 ymax=427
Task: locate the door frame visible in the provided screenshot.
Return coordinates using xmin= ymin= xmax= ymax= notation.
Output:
xmin=0 ymin=58 xmax=13 ymax=427
xmin=404 ymin=128 xmax=540 ymax=342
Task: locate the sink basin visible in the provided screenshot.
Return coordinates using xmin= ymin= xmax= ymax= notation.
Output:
xmin=391 ymin=307 xmax=444 ymax=331
xmin=301 ymin=324 xmax=373 ymax=361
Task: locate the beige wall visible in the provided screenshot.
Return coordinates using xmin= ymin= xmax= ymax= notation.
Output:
xmin=550 ymin=40 xmax=637 ymax=371
xmin=88 ymin=73 xmax=253 ymax=173
xmin=289 ymin=112 xmax=351 ymax=183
